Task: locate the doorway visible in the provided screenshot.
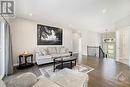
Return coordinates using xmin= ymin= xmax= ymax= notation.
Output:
xmin=101 ymin=32 xmax=116 ymax=59
xmin=103 ymin=43 xmax=116 ymax=58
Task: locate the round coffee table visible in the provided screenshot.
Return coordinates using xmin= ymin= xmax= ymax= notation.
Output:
xmin=53 ymin=56 xmax=77 ymax=72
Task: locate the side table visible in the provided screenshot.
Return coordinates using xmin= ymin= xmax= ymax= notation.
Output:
xmin=17 ymin=54 xmax=34 ymax=69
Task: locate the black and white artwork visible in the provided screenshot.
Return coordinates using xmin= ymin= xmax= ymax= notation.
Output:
xmin=37 ymin=24 xmax=63 ymax=45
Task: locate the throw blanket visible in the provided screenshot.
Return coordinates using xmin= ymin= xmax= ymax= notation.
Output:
xmin=51 ymin=68 xmax=88 ymax=87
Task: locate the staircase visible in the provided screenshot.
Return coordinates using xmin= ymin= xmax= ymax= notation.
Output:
xmin=99 ymin=46 xmax=107 ymax=58
xmin=87 ymin=46 xmax=107 ymax=58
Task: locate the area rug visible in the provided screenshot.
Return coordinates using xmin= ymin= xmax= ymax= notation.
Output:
xmin=39 ymin=64 xmax=94 ymax=77
xmin=116 ymin=70 xmax=130 ymax=85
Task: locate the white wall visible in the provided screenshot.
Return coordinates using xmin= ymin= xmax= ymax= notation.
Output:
xmin=81 ymin=31 xmax=101 ymax=55
xmin=72 ymin=32 xmax=80 ymax=53
xmin=10 ymin=17 xmax=102 ymax=65
xmin=10 ymin=18 xmax=73 ymax=65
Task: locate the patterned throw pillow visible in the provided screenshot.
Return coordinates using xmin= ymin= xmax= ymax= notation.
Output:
xmin=40 ymin=49 xmax=48 ymax=55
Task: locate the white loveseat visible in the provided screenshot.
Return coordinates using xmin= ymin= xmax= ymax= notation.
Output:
xmin=35 ymin=47 xmax=71 ymax=65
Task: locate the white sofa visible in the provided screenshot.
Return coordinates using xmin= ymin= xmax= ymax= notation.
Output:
xmin=35 ymin=47 xmax=71 ymax=65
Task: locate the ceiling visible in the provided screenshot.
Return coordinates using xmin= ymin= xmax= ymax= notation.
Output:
xmin=15 ymin=0 xmax=130 ymax=32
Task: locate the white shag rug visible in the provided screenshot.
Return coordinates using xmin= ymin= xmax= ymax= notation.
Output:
xmin=39 ymin=64 xmax=94 ymax=78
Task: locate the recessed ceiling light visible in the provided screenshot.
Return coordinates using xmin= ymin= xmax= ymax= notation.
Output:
xmin=102 ymin=9 xmax=107 ymax=14
xmin=29 ymin=13 xmax=32 ymax=16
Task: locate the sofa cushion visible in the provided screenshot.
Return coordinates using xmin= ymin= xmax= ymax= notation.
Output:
xmin=51 ymin=54 xmax=61 ymax=58
xmin=37 ymin=55 xmax=52 ymax=60
xmin=47 ymin=47 xmax=57 ymax=54
xmin=33 ymin=77 xmax=60 ymax=87
xmin=6 ymin=72 xmax=37 ymax=87
xmin=0 ymin=79 xmax=6 ymax=87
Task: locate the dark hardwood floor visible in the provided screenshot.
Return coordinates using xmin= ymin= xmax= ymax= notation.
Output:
xmin=82 ymin=56 xmax=130 ymax=87
xmin=4 ymin=56 xmax=130 ymax=87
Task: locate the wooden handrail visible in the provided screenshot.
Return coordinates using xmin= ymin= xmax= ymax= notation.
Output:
xmin=99 ymin=46 xmax=107 ymax=58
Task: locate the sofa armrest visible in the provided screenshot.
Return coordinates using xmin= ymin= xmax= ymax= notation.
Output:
xmin=35 ymin=52 xmax=42 ymax=58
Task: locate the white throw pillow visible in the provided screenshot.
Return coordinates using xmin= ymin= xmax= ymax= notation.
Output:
xmin=0 ymin=80 xmax=6 ymax=87
xmin=40 ymin=48 xmax=48 ymax=55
